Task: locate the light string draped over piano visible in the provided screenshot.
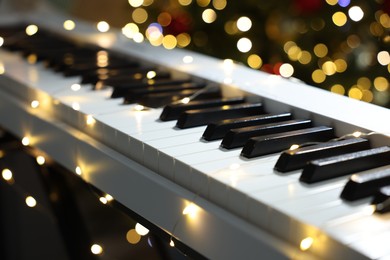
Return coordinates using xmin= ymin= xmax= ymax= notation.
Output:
xmin=287 ymin=130 xmax=386 ymax=151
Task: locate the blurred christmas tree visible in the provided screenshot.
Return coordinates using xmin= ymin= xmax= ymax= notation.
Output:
xmin=74 ymin=0 xmax=390 ymax=107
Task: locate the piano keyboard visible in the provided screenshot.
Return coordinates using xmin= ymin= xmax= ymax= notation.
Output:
xmin=0 ymin=5 xmax=390 ymax=260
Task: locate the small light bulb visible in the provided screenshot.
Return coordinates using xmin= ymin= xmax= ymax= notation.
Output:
xmin=31 ymin=100 xmax=40 ymax=108
xmin=182 ymin=203 xmax=198 ymax=218
xmin=21 ymin=137 xmax=30 ymax=146
xmin=99 ymin=197 xmax=108 ymax=204
xmin=300 ymin=237 xmax=314 ymax=251
xmin=290 ymin=144 xmax=300 ymax=150
xmin=105 ymin=194 xmax=113 ymax=201
xmin=25 ymin=196 xmax=37 ymax=207
xmin=86 ymin=115 xmax=96 ymax=126
xmin=352 ymin=131 xmax=362 ymax=138
xmin=169 ymin=239 xmax=175 ymax=247
xmin=183 ymin=55 xmax=193 ymax=63
xmin=36 ymin=156 xmax=45 ymax=165
xmin=181 ymin=97 xmax=190 ymax=104
xmin=135 ymin=223 xmax=149 ymax=236
xmin=75 ymin=166 xmax=82 ymax=175
xmin=146 ymin=71 xmax=157 ymax=79
xmin=72 ymin=102 xmax=80 ymax=111
xmin=134 ymin=104 xmax=145 ymax=111
xmin=2 ymin=169 xmax=13 ymax=181
xmin=91 ymin=244 xmax=103 ymax=255
xmin=71 ymin=84 xmax=81 ymax=91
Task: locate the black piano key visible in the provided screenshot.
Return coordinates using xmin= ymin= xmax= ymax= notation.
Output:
xmin=111 ymin=79 xmax=193 ymax=98
xmin=300 ymin=146 xmax=390 ymax=184
xmin=241 ymin=126 xmax=334 ymax=158
xmin=221 ymin=119 xmax=312 ymax=149
xmin=159 ymin=97 xmax=246 ymax=121
xmin=95 ymin=70 xmax=171 ymax=87
xmin=123 ymin=82 xmax=206 ymax=104
xmin=372 ymin=186 xmax=390 ymax=214
xmin=202 ymin=112 xmax=293 ymax=141
xmin=340 ymin=166 xmax=390 ymax=201
xmin=138 ymin=87 xmax=222 ymax=108
xmin=176 ymin=103 xmax=264 ymax=129
xmin=275 ymin=138 xmax=371 ymax=172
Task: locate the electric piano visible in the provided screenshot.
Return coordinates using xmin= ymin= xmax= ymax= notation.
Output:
xmin=0 ymin=2 xmax=389 ymax=260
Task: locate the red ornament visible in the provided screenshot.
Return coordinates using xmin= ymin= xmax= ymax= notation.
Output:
xmin=293 ymin=0 xmax=323 ymax=15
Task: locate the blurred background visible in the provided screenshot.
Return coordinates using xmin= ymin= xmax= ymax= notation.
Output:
xmin=6 ymin=0 xmax=390 ymax=108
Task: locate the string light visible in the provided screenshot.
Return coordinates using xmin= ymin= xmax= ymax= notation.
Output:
xmin=300 ymin=237 xmax=314 ymax=251
xmin=91 ymin=244 xmax=103 ymax=255
xmin=2 ymin=168 xmax=13 ymax=181
xmin=135 ymin=223 xmax=150 ymax=236
xmin=71 ymin=84 xmax=81 ymax=91
xmin=21 ymin=137 xmax=30 ymax=146
xmin=36 ymin=156 xmax=45 ymax=165
xmin=169 ymin=239 xmax=175 ymax=247
xmin=31 ymin=100 xmax=40 ymax=109
xmin=25 ymin=196 xmax=37 ymax=207
xmin=86 ymin=115 xmax=96 ymax=126
xmin=75 ymin=166 xmax=82 ymax=175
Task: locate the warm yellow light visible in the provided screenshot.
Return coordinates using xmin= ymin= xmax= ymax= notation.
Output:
xmin=290 ymin=144 xmax=300 ymax=150
xmin=26 ymin=24 xmax=38 ymax=36
xmin=183 ymin=55 xmax=194 ymax=64
xmin=202 ymin=9 xmax=217 ymax=23
xmin=332 ymin=12 xmax=348 ymax=27
xmin=313 ymin=43 xmax=328 ymax=58
xmin=91 ymin=244 xmax=103 ymax=255
xmin=36 ymin=156 xmax=45 ymax=165
xmin=247 ymin=54 xmax=262 ymax=69
xmin=71 ymin=83 xmax=81 ymax=91
xmin=182 ymin=203 xmax=198 ymax=218
xmin=377 ymin=51 xmax=390 ymax=66
xmin=322 ymin=61 xmax=337 ymax=76
xmin=352 ymin=131 xmax=362 ymax=138
xmin=133 ymin=33 xmax=144 ymax=43
xmin=237 ymin=16 xmax=252 ymax=32
xmin=22 ymin=137 xmax=30 ymax=146
xmin=298 ymin=51 xmax=312 ymax=65
xmin=126 ymin=229 xmax=141 ymax=244
xmin=72 ymin=102 xmax=80 ymax=111
xmin=2 ymin=169 xmax=13 ymax=181
xmin=348 ymin=87 xmax=363 ymax=100
xmin=99 ymin=197 xmax=108 ymax=204
xmin=135 ymin=223 xmax=149 ymax=236
xmin=0 ymin=63 xmax=4 ymax=75
xmin=197 ymin=0 xmax=211 ymax=7
xmin=348 ymin=6 xmax=364 ymax=22
xmin=128 ymin=0 xmax=144 ymax=7
xmin=97 ymin=21 xmax=110 ymax=32
xmin=134 ymin=104 xmax=145 ymax=111
xmin=279 ymin=63 xmax=294 ymax=78
xmin=181 ymin=97 xmax=191 ymax=104
xmin=326 ymin=0 xmax=337 ymax=5
xmin=27 ymin=54 xmax=37 ymax=64
xmin=237 ymin=37 xmax=252 ymax=53
xmin=178 ymin=0 xmax=192 ymax=6
xmin=122 ymin=23 xmax=139 ymax=39
xmin=63 ymin=20 xmax=76 ymax=31
xmin=169 ymin=239 xmax=175 ymax=247
xmin=31 ymin=100 xmax=40 ymax=109
xmin=373 ymin=77 xmax=389 ymax=92
xmin=177 ymin=33 xmax=191 ymax=48
xmin=132 ymin=8 xmax=148 ymax=24
xmin=25 ymin=196 xmax=37 ymax=207
xmin=300 ymin=237 xmax=314 ymax=251
xmin=334 ymin=59 xmax=347 ymax=72
xmin=331 ymin=84 xmax=345 ymax=95
xmin=312 ymin=69 xmax=326 ymax=83
xmin=0 ymin=37 xmax=4 ymax=47
xmin=105 ymin=194 xmax=113 ymax=201
xmin=213 ymin=0 xmax=227 ymax=10
xmin=86 ymin=115 xmax=96 ymax=126
xmin=75 ymin=166 xmax=82 ymax=175
xmin=162 ymin=35 xmax=177 ymax=49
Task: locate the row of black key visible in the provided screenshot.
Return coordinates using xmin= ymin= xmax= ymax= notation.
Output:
xmin=159 ymin=97 xmax=390 ymax=213
xmin=0 ymin=25 xmax=220 ymax=108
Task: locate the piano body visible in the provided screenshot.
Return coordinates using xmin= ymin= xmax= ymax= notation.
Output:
xmin=0 ymin=1 xmax=389 ymax=259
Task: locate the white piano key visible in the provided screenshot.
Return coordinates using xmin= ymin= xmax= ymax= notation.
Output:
xmin=349 ymin=230 xmax=390 ymax=259
xmin=324 ymin=213 xmax=390 ymax=245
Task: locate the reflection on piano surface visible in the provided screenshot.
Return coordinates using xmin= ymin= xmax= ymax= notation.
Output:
xmin=0 ymin=1 xmax=389 ymax=260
